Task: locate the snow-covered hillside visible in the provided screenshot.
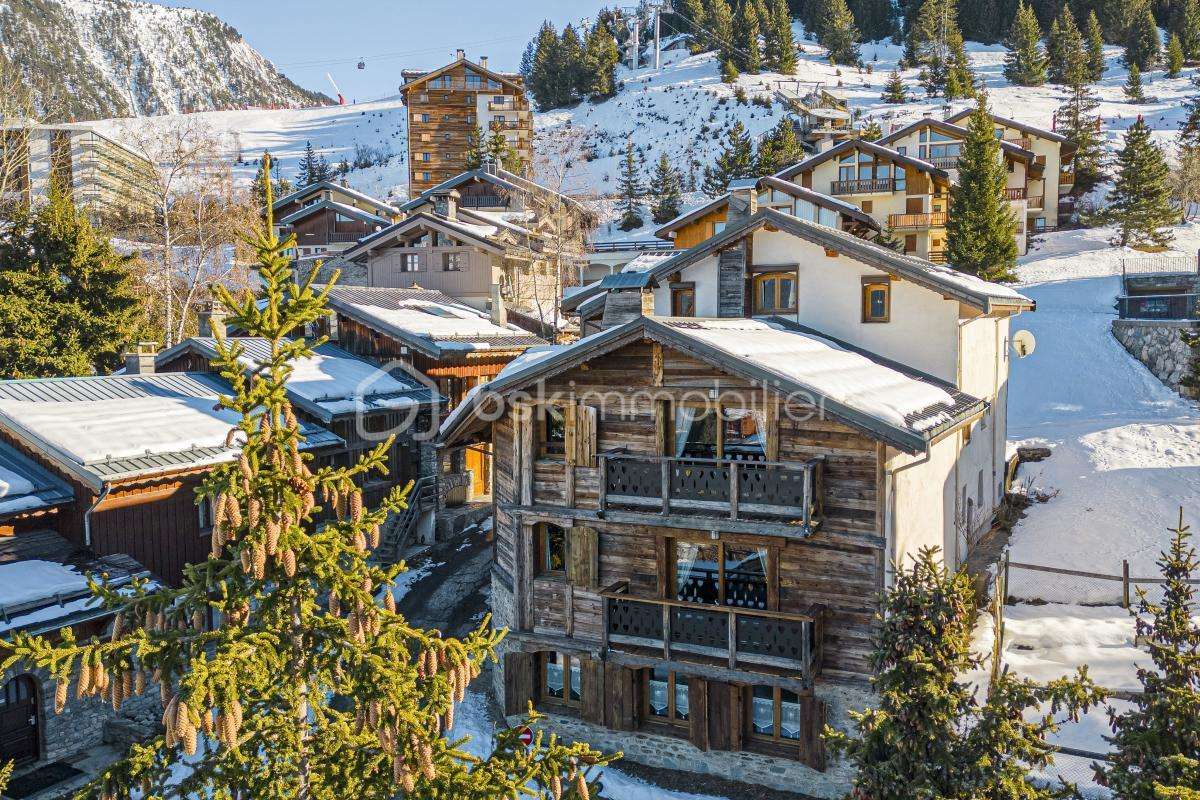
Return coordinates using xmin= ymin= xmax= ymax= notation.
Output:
xmin=0 ymin=0 xmax=328 ymax=119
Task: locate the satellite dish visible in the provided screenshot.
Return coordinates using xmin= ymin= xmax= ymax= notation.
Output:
xmin=1011 ymin=330 xmax=1036 ymax=358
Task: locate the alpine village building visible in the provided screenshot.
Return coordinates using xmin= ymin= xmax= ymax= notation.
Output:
xmin=439 ymin=181 xmax=1034 ymax=797
xmin=400 ymin=50 xmax=534 ymax=196
xmin=273 ymin=180 xmax=400 ymax=266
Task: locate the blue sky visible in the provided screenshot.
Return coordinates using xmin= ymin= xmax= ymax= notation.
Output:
xmin=153 ymin=1 xmax=607 ymax=102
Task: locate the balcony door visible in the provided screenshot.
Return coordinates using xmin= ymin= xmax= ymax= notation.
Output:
xmin=673 ymin=540 xmax=769 ymax=610
xmin=672 ymin=406 xmax=766 ymax=461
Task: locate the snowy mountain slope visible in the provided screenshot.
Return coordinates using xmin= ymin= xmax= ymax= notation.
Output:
xmin=0 ymin=0 xmax=328 ymax=119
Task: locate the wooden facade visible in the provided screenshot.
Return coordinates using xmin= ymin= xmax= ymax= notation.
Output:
xmin=401 ymin=55 xmax=533 ymax=195
xmin=478 ymin=337 xmax=891 ymax=766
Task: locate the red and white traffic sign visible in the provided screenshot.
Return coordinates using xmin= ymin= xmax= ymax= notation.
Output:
xmin=516 ymin=725 xmax=533 ymax=746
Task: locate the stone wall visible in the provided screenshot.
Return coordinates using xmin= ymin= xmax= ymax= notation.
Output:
xmin=1111 ymin=319 xmax=1197 ymax=393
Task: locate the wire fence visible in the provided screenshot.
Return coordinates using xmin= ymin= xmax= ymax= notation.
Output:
xmin=1001 ymin=554 xmax=1199 ymax=608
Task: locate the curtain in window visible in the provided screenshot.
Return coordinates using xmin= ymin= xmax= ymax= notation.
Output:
xmin=648 ymin=668 xmax=669 ymax=716
xmin=780 ymin=691 xmax=802 ymax=740
xmin=545 ymin=655 xmax=564 ymax=698
xmin=676 ymin=542 xmax=719 ymax=604
xmin=673 ymin=406 xmax=697 ymax=457
xmin=673 ymin=674 xmax=690 ymax=720
xmin=752 ymin=686 xmax=774 ymax=735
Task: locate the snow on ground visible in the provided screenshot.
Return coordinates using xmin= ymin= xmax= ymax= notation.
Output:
xmin=1006 ymin=222 xmax=1200 ymax=602
xmin=448 ymin=690 xmax=731 ymax=800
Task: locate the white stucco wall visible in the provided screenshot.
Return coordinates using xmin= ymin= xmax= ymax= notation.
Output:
xmin=885 ymin=430 xmax=963 ymax=577
xmin=652 ymin=253 xmax=721 ymax=317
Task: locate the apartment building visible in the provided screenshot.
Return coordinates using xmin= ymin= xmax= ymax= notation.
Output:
xmin=400 ymin=50 xmax=533 ymax=195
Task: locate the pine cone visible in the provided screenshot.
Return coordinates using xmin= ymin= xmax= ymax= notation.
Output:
xmin=551 ymin=775 xmax=562 ymax=800
xmin=575 ymin=772 xmax=590 ymax=800
xmin=225 ymin=494 xmax=242 ymax=529
xmin=248 ymin=498 xmax=261 ymax=529
xmin=54 ymin=679 xmax=68 ymax=713
xmin=182 ymin=724 xmax=198 ymax=756
xmin=354 ymin=529 xmax=368 ymax=553
xmin=172 ymin=700 xmax=191 ymax=742
xmin=238 ymin=455 xmax=252 ymax=481
xmin=110 ymin=614 xmax=124 ymax=641
xmin=134 ymin=670 xmax=146 ymax=696
xmin=329 ymin=591 xmax=341 ymax=617
xmin=350 ymin=490 xmax=363 ymax=522
xmin=240 ymin=548 xmax=252 ymax=574
xmin=282 ymin=549 xmax=297 ymax=577
xmin=383 ymin=591 xmax=396 ymax=614
xmin=252 ymin=545 xmax=267 ymax=580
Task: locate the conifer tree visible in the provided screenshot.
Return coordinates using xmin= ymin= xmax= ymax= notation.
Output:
xmin=618 ymin=140 xmax=646 ymax=231
xmin=252 ymin=152 xmax=292 ymax=221
xmin=558 ymin=25 xmax=588 ymax=104
xmin=529 ymin=22 xmax=564 ymax=110
xmin=1057 ymin=81 xmax=1107 ymax=195
xmin=1098 ymin=510 xmax=1200 ymax=800
xmin=0 ymin=181 xmax=140 ymax=377
xmin=820 ymin=0 xmax=863 ymax=64
xmin=722 ymin=57 xmax=741 ymax=81
xmin=0 ymin=155 xmax=611 ymax=799
xmin=883 ymin=68 xmax=909 ymax=101
xmin=946 ymin=96 xmax=1019 ymax=281
xmin=702 ymin=121 xmax=756 ymax=195
xmin=1086 ymin=10 xmax=1108 ymax=80
xmin=1167 ymin=31 xmax=1185 ymax=74
xmin=651 ymin=153 xmax=685 ymax=224
xmin=764 ymin=0 xmax=799 ymax=71
xmin=585 ymin=17 xmax=620 ymax=99
xmin=755 ymin=118 xmax=805 ymax=174
xmin=1179 ymin=0 xmax=1200 ymax=59
xmin=484 ymin=128 xmax=521 ymax=175
xmin=1108 ymin=116 xmax=1178 ymax=247
xmin=860 ymin=119 xmax=884 ymax=140
xmin=733 ymin=0 xmax=764 ymax=71
xmin=850 ymin=0 xmax=900 ymax=41
xmin=1005 ymin=1 xmax=1049 ymax=85
xmin=296 ymin=141 xmax=331 ymax=187
xmin=1097 ymin=0 xmax=1134 ymax=42
xmin=826 ymin=547 xmax=1107 ymax=800
xmin=943 ymin=29 xmax=977 ymax=99
xmin=1183 ymin=83 xmax=1200 ymax=150
xmin=706 ymin=0 xmax=737 ymax=62
xmin=1125 ymin=62 xmax=1146 ymax=100
xmin=464 ymin=126 xmax=485 ymax=171
xmin=911 ymin=0 xmax=975 ymax=97
xmin=675 ymin=0 xmax=710 ymax=51
xmin=1125 ymin=7 xmax=1164 ymax=69
xmin=1048 ymin=6 xmax=1089 ymax=84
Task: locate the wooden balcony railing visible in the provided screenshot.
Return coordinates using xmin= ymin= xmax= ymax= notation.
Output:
xmin=928 ymin=155 xmax=960 ymax=169
xmin=830 ymin=178 xmax=895 ymax=196
xmin=1003 ymin=187 xmax=1027 ymax=201
xmin=1004 ymin=136 xmax=1032 ymax=150
xmin=601 ymin=581 xmax=825 ymax=682
xmin=888 ymin=211 xmax=948 ymax=229
xmin=600 ymin=454 xmax=824 ymax=529
xmin=927 ymin=250 xmax=949 ymax=263
xmin=1027 ymin=194 xmax=1045 ymax=210
xmin=489 ymin=120 xmax=522 ymax=130
xmin=1059 ymin=170 xmax=1075 ymax=185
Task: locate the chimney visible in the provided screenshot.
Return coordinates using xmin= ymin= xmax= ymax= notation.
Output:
xmin=123 ymin=342 xmax=158 ymax=375
xmin=726 ymin=178 xmax=758 ymax=222
xmin=490 ymin=283 xmax=507 ymax=325
xmin=720 ymin=180 xmax=757 ymax=319
xmin=197 ymin=300 xmax=227 ymax=339
xmin=599 ymin=273 xmax=658 ymax=329
xmin=456 ymin=48 xmax=466 ymax=61
xmin=432 ymin=187 xmax=459 ymax=220
xmin=479 ymin=56 xmax=489 ymax=70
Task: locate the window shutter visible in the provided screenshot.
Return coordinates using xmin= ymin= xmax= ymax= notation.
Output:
xmin=566 ymin=526 xmax=598 ymax=588
xmin=688 ymin=677 xmax=710 ymax=751
xmin=503 ymin=651 xmax=536 ymax=717
xmin=575 ymin=405 xmax=597 ymax=466
xmin=706 ymin=682 xmax=744 ymax=752
xmin=603 ymin=664 xmax=640 ymax=731
xmin=581 ymin=659 xmax=605 ymax=724
xmin=563 ymin=404 xmax=578 ymax=466
xmin=798 ymin=696 xmax=828 ymax=771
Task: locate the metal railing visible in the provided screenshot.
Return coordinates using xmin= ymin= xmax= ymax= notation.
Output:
xmin=600 ymin=453 xmax=824 ymax=529
xmin=888 ymin=212 xmax=948 ymax=229
xmin=601 ymin=580 xmax=825 ymax=683
xmin=1116 ymin=293 xmax=1200 ymax=320
xmin=1121 ymin=252 xmax=1200 ymax=277
xmin=587 ymin=239 xmax=676 ymax=253
xmin=1003 ymin=187 xmax=1027 ymax=201
xmin=830 ymin=177 xmax=896 ymax=195
xmin=374 ymin=475 xmax=437 ymax=563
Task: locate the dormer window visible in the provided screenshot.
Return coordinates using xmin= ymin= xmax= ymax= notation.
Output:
xmin=862 ymin=277 xmax=891 ymax=323
xmin=753 ymin=272 xmax=796 ymax=315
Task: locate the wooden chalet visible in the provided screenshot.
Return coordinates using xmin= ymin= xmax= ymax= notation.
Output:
xmin=439 ymin=184 xmax=1034 ymax=795
xmin=0 ymin=372 xmax=343 ymax=587
xmin=400 ymin=51 xmax=533 ymax=194
xmin=318 ymin=285 xmax=548 ymax=501
xmin=272 ymin=180 xmax=399 ymax=264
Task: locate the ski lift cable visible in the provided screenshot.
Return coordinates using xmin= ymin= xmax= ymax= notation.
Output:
xmin=666 ymin=11 xmax=760 ymax=64
xmin=276 ymin=34 xmax=528 ymax=70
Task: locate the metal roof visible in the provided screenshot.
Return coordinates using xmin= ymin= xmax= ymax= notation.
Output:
xmin=598 ymin=272 xmax=659 ymax=290
xmin=0 ymin=439 xmax=74 ymax=519
xmin=272 ymin=180 xmax=399 ymax=216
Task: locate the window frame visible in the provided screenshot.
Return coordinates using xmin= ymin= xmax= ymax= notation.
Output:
xmin=746 ymin=685 xmax=804 ymax=744
xmin=535 ymin=522 xmax=569 ymax=576
xmin=538 ymin=403 xmax=567 ymax=458
xmin=540 ymin=651 xmax=582 ymax=709
xmin=752 ymin=271 xmax=797 ymax=315
xmin=670 ymin=284 xmax=696 ymax=317
xmin=401 ymin=253 xmax=421 ymax=272
xmin=442 ymin=251 xmax=465 ymax=272
xmin=197 ymin=497 xmax=213 ymax=536
xmin=669 ymin=537 xmax=773 ymax=610
xmin=643 ymin=667 xmax=690 ymax=726
xmin=861 ymin=276 xmax=891 ymax=323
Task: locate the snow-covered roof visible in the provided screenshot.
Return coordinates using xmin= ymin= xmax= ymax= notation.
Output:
xmin=278 ymin=198 xmax=392 ymax=228
xmin=341 ymin=211 xmax=506 ymax=261
xmin=323 ymin=286 xmax=548 ymax=359
xmin=272 ymin=180 xmax=399 ymax=216
xmin=395 ymin=167 xmax=589 ymax=216
xmin=0 ymin=373 xmax=343 ymax=489
xmin=0 ymin=440 xmax=74 ymax=519
xmin=440 ymin=316 xmax=985 ymax=454
xmin=155 ymin=338 xmax=439 ymax=423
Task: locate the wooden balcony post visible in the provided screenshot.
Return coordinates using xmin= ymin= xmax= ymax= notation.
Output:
xmin=801 ymin=619 xmax=813 ymax=683
xmin=662 ymin=605 xmax=672 ymax=660
xmin=727 ymin=611 xmax=738 ymax=669
xmin=802 ymin=465 xmax=813 ymax=530
xmin=598 ymin=455 xmax=608 ymax=511
xmin=661 ymin=459 xmax=671 ymax=514
xmin=729 ymin=462 xmax=740 ymax=520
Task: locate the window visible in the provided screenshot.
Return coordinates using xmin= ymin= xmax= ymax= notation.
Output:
xmin=674 ymin=540 xmax=768 ymax=609
xmin=537 ymin=522 xmax=568 ymax=573
xmin=645 ymin=667 xmax=689 ymax=724
xmin=540 ymin=404 xmax=566 ymax=457
xmin=713 ymin=221 xmax=727 ymax=235
xmin=542 ymin=652 xmax=582 ymax=707
xmin=753 ymin=272 xmax=796 ymax=314
xmin=673 ymin=406 xmax=764 ymax=461
xmin=749 ymin=686 xmax=803 ymax=742
xmin=401 ymin=253 xmax=420 ymax=272
xmin=671 ymin=286 xmax=695 ymax=316
xmin=896 ymin=145 xmax=907 ymax=156
xmin=443 ymin=133 xmax=451 ymax=142
xmin=419 ymin=152 xmax=431 ymax=162
xmin=419 ymin=113 xmax=430 ymax=123
xmin=860 ymin=200 xmax=873 ymax=213
xmin=861 ymin=278 xmax=890 ymax=323
xmin=442 ymin=252 xmax=464 ymax=271
xmin=421 ymin=171 xmax=431 ymax=181
xmin=197 ymin=497 xmax=213 ymax=533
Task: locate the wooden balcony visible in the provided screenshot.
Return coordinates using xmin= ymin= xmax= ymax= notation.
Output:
xmin=928 ymin=250 xmax=949 ymax=263
xmin=600 ymin=454 xmax=824 ymax=529
xmin=888 ymin=211 xmax=947 ymax=229
xmin=1027 ymin=194 xmax=1044 ymax=210
xmin=489 ymin=120 xmax=522 ymax=131
xmin=928 ymin=155 xmax=960 ymax=169
xmin=1059 ymin=170 xmax=1075 ymax=185
xmin=1003 ymin=187 xmax=1027 ymax=201
xmin=601 ymin=581 xmax=825 ymax=683
xmin=830 ymin=178 xmax=895 ymax=196
xmin=1004 ymin=136 xmax=1032 ymax=150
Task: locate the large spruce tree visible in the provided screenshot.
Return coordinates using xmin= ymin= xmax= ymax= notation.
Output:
xmin=1004 ymin=1 xmax=1049 ymax=85
xmin=1178 ymin=0 xmax=1200 ymax=59
xmin=733 ymin=0 xmax=764 ymax=72
xmin=1125 ymin=7 xmax=1164 ymax=68
xmin=819 ymin=0 xmax=863 ymax=64
xmin=1047 ymin=6 xmax=1089 ymax=84
xmin=826 ymin=547 xmax=1107 ymax=800
xmin=706 ymin=0 xmax=738 ymax=63
xmin=946 ymin=97 xmax=1019 ymax=281
xmin=585 ymin=17 xmax=620 ymax=99
xmin=850 ymin=0 xmax=900 ymax=41
xmin=1107 ymin=116 xmax=1178 ymax=248
xmin=650 ymin=153 xmax=685 ymax=224
xmin=1099 ymin=511 xmax=1200 ymax=800
xmin=528 ymin=22 xmax=564 ymax=109
xmin=911 ymin=0 xmax=976 ymax=97
xmin=764 ymin=0 xmax=799 ymax=71
xmin=618 ymin=140 xmax=646 ymax=231
xmin=1085 ymin=10 xmax=1108 ymax=80
xmin=674 ymin=0 xmax=710 ymax=51
xmin=755 ymin=118 xmax=806 ymax=174
xmin=1057 ymin=81 xmax=1107 ymax=196
xmin=1167 ymin=31 xmax=1185 ymax=74
xmin=0 ymin=181 xmax=140 ymax=377
xmin=702 ymin=121 xmax=756 ymax=195
xmin=296 ymin=141 xmax=331 ymax=187
xmin=0 ymin=157 xmax=611 ymax=799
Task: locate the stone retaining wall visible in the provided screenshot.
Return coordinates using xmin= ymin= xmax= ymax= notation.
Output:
xmin=1111 ymin=319 xmax=1197 ymax=392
